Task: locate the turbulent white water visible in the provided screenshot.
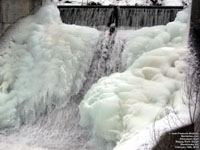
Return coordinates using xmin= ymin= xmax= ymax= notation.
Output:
xmin=0 ymin=2 xmax=193 ymax=150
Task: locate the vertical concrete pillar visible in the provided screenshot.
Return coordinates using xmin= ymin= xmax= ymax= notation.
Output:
xmin=189 ymin=0 xmax=200 ymax=149
xmin=190 ymin=0 xmax=200 ymax=57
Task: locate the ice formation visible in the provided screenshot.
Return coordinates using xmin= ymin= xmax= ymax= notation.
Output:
xmin=0 ymin=1 xmax=193 ymax=150
xmin=0 ymin=3 xmax=99 ymax=129
xmin=79 ymin=7 xmax=192 ymax=150
xmin=122 ymin=7 xmax=189 ymax=69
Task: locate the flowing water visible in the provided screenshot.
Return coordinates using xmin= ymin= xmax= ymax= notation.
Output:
xmin=59 ymin=6 xmax=182 ymax=27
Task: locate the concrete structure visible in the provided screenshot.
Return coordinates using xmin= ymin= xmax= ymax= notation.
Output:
xmin=190 ymin=0 xmax=200 ymax=57
xmin=189 ymin=0 xmax=200 ymax=148
xmin=58 ymin=5 xmax=183 ymax=27
xmin=0 ymin=0 xmax=45 ymax=36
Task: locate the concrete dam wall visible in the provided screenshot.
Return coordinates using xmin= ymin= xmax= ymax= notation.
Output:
xmin=0 ymin=0 xmax=45 ymax=37
xmin=58 ymin=6 xmax=183 ymax=27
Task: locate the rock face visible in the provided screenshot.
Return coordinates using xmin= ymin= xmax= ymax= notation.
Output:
xmin=0 ymin=0 xmax=44 ymax=37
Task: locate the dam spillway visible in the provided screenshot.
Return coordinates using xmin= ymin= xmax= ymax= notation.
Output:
xmin=58 ymin=6 xmax=183 ymax=27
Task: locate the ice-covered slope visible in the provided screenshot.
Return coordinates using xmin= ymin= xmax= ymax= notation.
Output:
xmin=79 ymin=8 xmax=192 ymax=150
xmin=0 ymin=3 xmax=99 ymax=130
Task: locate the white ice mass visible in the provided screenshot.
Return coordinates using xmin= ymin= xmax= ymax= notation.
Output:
xmin=0 ymin=1 xmax=193 ymax=150
xmin=0 ymin=3 xmax=99 ymax=129
xmin=79 ymin=7 xmax=192 ymax=150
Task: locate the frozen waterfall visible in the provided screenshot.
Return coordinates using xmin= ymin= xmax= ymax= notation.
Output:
xmin=0 ymin=3 xmax=132 ymax=149
xmin=0 ymin=2 xmax=193 ymax=150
